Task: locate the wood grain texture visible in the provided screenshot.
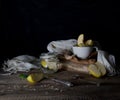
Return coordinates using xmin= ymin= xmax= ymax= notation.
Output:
xmin=1 ymin=71 xmax=120 ymax=100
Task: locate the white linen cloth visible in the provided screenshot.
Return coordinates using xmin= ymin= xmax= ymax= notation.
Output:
xmin=47 ymin=39 xmax=77 ymax=54
xmin=2 ymin=55 xmax=40 ymax=74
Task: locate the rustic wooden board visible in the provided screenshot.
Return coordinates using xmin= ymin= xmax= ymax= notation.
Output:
xmin=1 ymin=70 xmax=120 ymax=100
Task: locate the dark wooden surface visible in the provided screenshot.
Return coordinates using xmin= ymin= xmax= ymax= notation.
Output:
xmin=1 ymin=71 xmax=120 ymax=100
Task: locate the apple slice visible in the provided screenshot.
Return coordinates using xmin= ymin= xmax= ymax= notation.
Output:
xmin=77 ymin=34 xmax=84 ymax=46
xmin=78 ymin=43 xmax=86 ymax=47
xmin=85 ymin=39 xmax=93 ymax=46
xmin=95 ymin=62 xmax=106 ymax=76
xmin=88 ymin=64 xmax=101 ymax=78
xmin=88 ymin=62 xmax=106 ymax=78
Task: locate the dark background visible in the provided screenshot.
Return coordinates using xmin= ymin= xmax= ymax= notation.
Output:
xmin=0 ymin=0 xmax=120 ymax=66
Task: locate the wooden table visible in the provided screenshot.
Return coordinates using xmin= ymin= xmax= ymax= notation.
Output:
xmin=0 ymin=70 xmax=120 ymax=100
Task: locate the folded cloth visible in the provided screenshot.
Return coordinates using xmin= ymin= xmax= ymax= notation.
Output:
xmin=47 ymin=39 xmax=77 ymax=54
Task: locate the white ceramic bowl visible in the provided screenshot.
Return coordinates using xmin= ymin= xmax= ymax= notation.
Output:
xmin=72 ymin=46 xmax=93 ymax=59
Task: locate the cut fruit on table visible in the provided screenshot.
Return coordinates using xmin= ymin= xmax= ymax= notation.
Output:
xmin=27 ymin=73 xmax=44 ymax=84
xmin=95 ymin=62 xmax=106 ymax=76
xmin=88 ymin=64 xmax=101 ymax=78
xmin=88 ymin=62 xmax=106 ymax=78
xmin=40 ymin=60 xmax=47 ymax=68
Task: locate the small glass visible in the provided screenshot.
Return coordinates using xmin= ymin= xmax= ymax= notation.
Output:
xmin=40 ymin=52 xmax=61 ymax=73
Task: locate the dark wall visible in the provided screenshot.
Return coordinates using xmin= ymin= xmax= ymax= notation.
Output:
xmin=0 ymin=0 xmax=120 ymax=65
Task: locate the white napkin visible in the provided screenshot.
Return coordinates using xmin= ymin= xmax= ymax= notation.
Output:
xmin=96 ymin=48 xmax=116 ymax=76
xmin=47 ymin=39 xmax=77 ymax=54
xmin=2 ymin=55 xmax=40 ymax=74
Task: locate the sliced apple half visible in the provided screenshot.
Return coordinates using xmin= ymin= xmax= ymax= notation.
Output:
xmin=88 ymin=62 xmax=106 ymax=78
xmin=77 ymin=34 xmax=84 ymax=46
xmin=95 ymin=62 xmax=106 ymax=76
xmin=88 ymin=64 xmax=101 ymax=78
